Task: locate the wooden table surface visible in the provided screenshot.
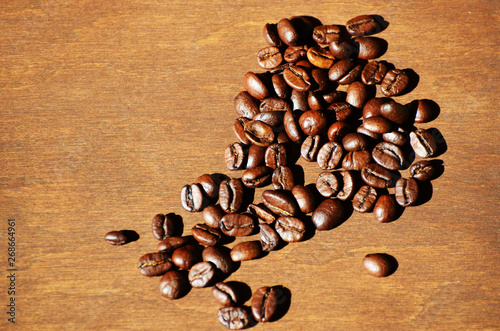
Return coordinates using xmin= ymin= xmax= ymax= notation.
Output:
xmin=1 ymin=1 xmax=498 ymax=330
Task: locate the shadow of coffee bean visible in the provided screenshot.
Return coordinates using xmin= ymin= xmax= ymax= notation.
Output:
xmin=399 ymin=68 xmax=419 ymax=96
xmin=413 ymin=180 xmax=433 ymax=206
xmin=427 ymin=128 xmax=447 ymax=157
xmin=121 ymin=230 xmax=140 ymax=243
xmin=269 ymin=285 xmax=292 ymax=322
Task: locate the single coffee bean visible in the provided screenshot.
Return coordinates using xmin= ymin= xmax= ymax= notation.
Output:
xmin=363 ymin=97 xmax=388 ymax=119
xmin=373 ymin=195 xmax=399 ymax=223
xmin=272 ymin=165 xmax=295 ymax=190
xmin=337 ymin=170 xmax=356 ymax=201
xmin=299 ymin=109 xmax=328 ymax=136
xmin=381 ymin=69 xmax=409 ymax=97
xmin=181 ymin=183 xmax=207 ymax=212
xmin=382 ymin=128 xmax=409 ymax=146
xmin=275 ymin=216 xmax=306 ymax=242
xmin=317 ymin=141 xmax=343 ymax=170
xmin=307 ymin=46 xmax=335 ymax=69
xmin=301 ymin=135 xmax=322 ymax=162
xmin=327 ymin=121 xmax=352 ymax=142
xmin=352 ymin=185 xmax=378 ymax=213
xmin=263 ymin=23 xmax=283 ymax=47
xmin=380 ymin=100 xmax=409 ymax=125
xmin=313 ymin=24 xmax=345 ymax=44
xmin=410 ymin=128 xmax=438 ymax=158
xmin=218 ymin=306 xmax=250 ymax=330
xmin=254 ymin=111 xmax=283 ymax=130
xmin=362 ymin=116 xmax=392 ymax=134
xmin=272 ymin=74 xmax=291 ymax=99
xmin=346 ymin=81 xmax=369 ymax=109
xmin=220 ymin=213 xmax=255 ymax=237
xmin=104 ymin=230 xmax=129 ymax=245
xmin=192 ymin=223 xmax=223 ymax=247
xmin=329 ymin=59 xmax=364 ymax=85
xmin=234 ymin=91 xmax=260 ymax=119
xmin=311 ymin=198 xmax=345 ymax=231
xmin=291 ymin=89 xmax=309 ymax=111
xmin=244 ymin=120 xmax=275 ymax=147
xmin=284 ymin=45 xmax=308 ymax=63
xmin=259 ymin=222 xmax=281 ymax=252
xmin=262 ymin=189 xmax=300 ymax=217
xmin=137 ymin=252 xmax=173 ymax=277
xmin=410 ymin=99 xmax=439 ymax=123
xmin=372 ymin=141 xmax=406 ymax=170
xmin=188 ymin=261 xmax=216 ymax=288
xmin=395 ymin=177 xmax=419 ymax=207
xmin=283 ymin=109 xmax=303 ymax=142
xmin=219 ymin=178 xmax=245 ymax=213
xmin=251 ymin=286 xmax=279 ymax=323
xmin=243 ymin=71 xmax=270 ymax=100
xmin=265 ymin=143 xmax=287 ymax=169
xmin=225 ymin=142 xmax=246 ymax=171
xmin=197 ymin=173 xmax=224 ymax=201
xmin=172 ymin=244 xmax=201 ymax=270
xmin=316 ymin=171 xmax=340 ymax=198
xmin=257 ymin=46 xmax=283 ymax=69
xmin=343 ymin=133 xmax=369 ymax=151
xmin=329 ymin=39 xmax=358 ymax=60
xmin=247 ymin=203 xmax=277 ymax=224
xmin=152 ymin=213 xmax=175 ymax=241
xmin=158 ymin=236 xmax=193 ymax=252
xmin=159 ymin=270 xmax=189 ymax=300
xmin=410 ymin=160 xmax=437 ymax=181
xmin=213 ymin=282 xmax=240 ymax=307
xmin=247 ymin=144 xmax=266 ymax=169
xmin=324 ymin=90 xmax=348 ymax=104
xmin=230 ymin=241 xmax=262 ymax=262
xmin=346 ymin=15 xmax=381 ymax=36
xmin=283 ymin=66 xmax=313 ymax=91
xmin=291 ymin=185 xmax=316 ymax=213
xmin=277 ymin=18 xmax=300 ymax=46
xmin=234 ymin=117 xmax=251 ymax=145
xmin=342 ymin=150 xmax=372 ymax=171
xmin=361 ymin=60 xmax=388 ymax=85
xmin=202 ymin=246 xmax=234 ymax=274
xmin=308 ymin=91 xmax=327 ymax=111
xmin=358 ymin=125 xmax=382 ymax=140
xmin=355 ymin=36 xmax=387 ymax=60
xmin=326 ymin=102 xmax=355 ymax=122
xmin=202 ymin=204 xmax=226 ymax=228
xmin=363 ymin=253 xmax=397 ymax=277
xmin=241 ymin=166 xmax=273 ymax=188
xmin=260 ymin=97 xmax=292 ymax=113
xmin=361 ymin=163 xmax=395 ymax=188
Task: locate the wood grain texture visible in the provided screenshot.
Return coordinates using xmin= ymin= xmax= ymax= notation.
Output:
xmin=0 ymin=0 xmax=498 ymax=330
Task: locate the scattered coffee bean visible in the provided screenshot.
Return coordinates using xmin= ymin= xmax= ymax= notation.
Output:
xmin=395 ymin=177 xmax=419 ymax=206
xmin=372 ymin=141 xmax=406 ymax=170
xmin=259 ymin=222 xmax=281 ymax=252
xmin=242 ymin=166 xmax=273 ymax=188
xmin=137 ymin=252 xmax=173 ymax=277
xmin=225 ymin=142 xmax=247 ymax=171
xmin=362 ymin=253 xmax=397 ymax=277
xmin=192 ymin=223 xmax=223 ymax=247
xmin=311 ymin=198 xmax=345 ymax=230
xmin=262 ymin=189 xmax=300 ymax=217
xmin=410 ymin=128 xmax=438 ymax=158
xmin=272 ymin=165 xmax=295 ymax=190
xmin=172 ymin=245 xmax=201 ymax=270
xmin=251 ymin=286 xmax=279 ymax=323
xmin=352 ymin=185 xmax=378 ymax=213
xmin=202 ymin=246 xmax=234 ymax=275
xmin=202 ymin=204 xmax=226 ymax=228
xmin=381 ymin=69 xmax=409 ymax=96
xmin=346 ymin=15 xmax=381 ymax=36
xmin=316 ymin=171 xmax=340 ymax=198
xmin=220 ymin=213 xmax=255 ymax=237
xmin=188 ymin=261 xmax=216 ymax=288
xmin=151 ymin=213 xmax=175 ymax=241
xmin=291 ymin=185 xmax=316 ymax=213
xmin=275 ymin=216 xmax=306 ymax=242
xmin=361 ymin=163 xmax=396 ymax=188
xmin=317 ymin=141 xmax=343 ymax=170
xmin=159 ymin=270 xmax=189 ymax=300
xmin=218 ymin=306 xmax=250 ymax=330
xmin=181 ymin=183 xmax=207 ymax=212
xmin=105 ymin=230 xmax=129 ymax=245
xmin=219 ymin=178 xmax=245 ymax=213
xmin=213 ymin=282 xmax=240 ymax=307
xmin=247 ymin=203 xmax=277 ymax=224
xmin=410 ymin=160 xmax=437 ymax=181
xmin=157 ymin=236 xmax=192 ymax=253
xmin=373 ymin=195 xmax=399 ymax=223
xmin=230 ymin=241 xmax=262 ymax=262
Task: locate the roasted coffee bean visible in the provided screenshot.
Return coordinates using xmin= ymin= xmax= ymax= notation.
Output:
xmin=363 ymin=97 xmax=388 ymax=119
xmin=307 ymin=46 xmax=335 ymax=69
xmin=299 ymin=109 xmax=328 ymax=136
xmin=410 ymin=129 xmax=438 ymax=158
xmin=284 ymin=45 xmax=308 ymax=63
xmin=242 ymin=166 xmax=273 ymax=188
xmin=272 ymin=166 xmax=295 ymax=190
xmin=218 ymin=306 xmax=250 ymax=330
xmin=202 ymin=246 xmax=234 ymax=274
xmin=230 ymin=241 xmax=262 ymax=262
xmin=410 ymin=160 xmax=437 ymax=181
xmin=352 ymin=185 xmax=378 ymax=213
xmin=342 ymin=150 xmax=372 ymax=171
xmin=283 ymin=109 xmax=303 ymax=142
xmin=152 ymin=213 xmax=175 ymax=241
xmin=395 ymin=178 xmax=419 ymax=207
xmin=317 ymin=141 xmax=343 ymax=170
xmin=265 ymin=143 xmax=287 ymax=169
xmin=251 ymin=286 xmax=279 ymax=323
xmin=159 ymin=270 xmax=189 ymax=300
xmin=257 ymin=46 xmax=283 ymax=69
xmin=329 ymin=39 xmax=358 ymax=60
xmin=247 ymin=145 xmax=266 ymax=169
xmin=311 ymin=198 xmax=345 ymax=230
xmin=197 ymin=174 xmax=224 ymax=201
xmin=383 ymin=128 xmax=409 ymax=146
xmin=326 ymin=102 xmax=355 ymax=122
xmin=172 ymin=244 xmax=201 ymax=270
xmin=158 ymin=236 xmax=193 ymax=252
xmin=313 ymin=24 xmax=346 ymax=44
xmin=225 ymin=142 xmax=246 ymax=171
xmin=346 ymin=15 xmax=381 ymax=36
xmin=272 ymin=74 xmax=291 ymax=99
xmin=234 ymin=91 xmax=260 ymax=119
xmin=373 ymin=195 xmax=399 ymax=223
xmin=363 ymin=253 xmax=397 ymax=277
xmin=361 ymin=163 xmax=395 ymax=188
xmin=213 ymin=282 xmax=240 ymax=307
xmin=277 ymin=18 xmax=300 ymax=46
xmin=362 ymin=116 xmax=392 ymax=134
xmin=333 ymin=59 xmax=365 ymax=85
xmin=308 ymin=91 xmax=327 ymax=111
xmin=346 ymin=81 xmax=369 ymax=109
xmin=219 ymin=178 xmax=245 ymax=213
xmin=301 ymin=135 xmax=322 ymax=162
xmin=343 ymin=133 xmax=369 ymax=151
xmin=283 ymin=66 xmax=313 ymax=91
xmin=259 ymin=222 xmax=281 ymax=252
xmin=220 ymin=213 xmax=255 ymax=237
xmin=137 ymin=252 xmax=173 ymax=277
xmin=316 ymin=171 xmax=340 ymax=198
xmin=262 ymin=190 xmax=300 ymax=216
xmin=188 ymin=261 xmax=216 ymax=288
xmin=263 ymin=23 xmax=283 ymax=47
xmin=181 ymin=183 xmax=207 ymax=212
xmin=243 ymin=72 xmax=270 ymax=100
xmin=291 ymin=185 xmax=316 ymax=213
xmin=260 ymin=97 xmax=292 ymax=113
xmin=254 ymin=111 xmax=283 ymax=130
xmin=337 ymin=170 xmax=356 ymax=201
xmin=192 ymin=223 xmax=223 ymax=247
xmin=361 ymin=60 xmax=388 ymax=85
xmin=247 ymin=203 xmax=277 ymax=224
xmin=381 ymin=69 xmax=409 ymax=97
xmin=355 ymin=36 xmax=387 ymax=60
xmin=202 ymin=204 xmax=226 ymax=228
xmin=327 ymin=121 xmax=352 ymax=142
xmin=275 ymin=216 xmax=306 ymax=242
xmin=291 ymin=89 xmax=309 ymax=111
xmin=323 ymin=90 xmax=347 ymax=104
xmin=244 ymin=120 xmax=275 ymax=147
xmin=105 ymin=230 xmax=129 ymax=245
xmin=357 ymin=125 xmax=382 ymax=140
xmin=410 ymin=99 xmax=439 ymax=123
xmin=380 ymin=100 xmax=409 ymax=125
xmin=372 ymin=141 xmax=406 ymax=170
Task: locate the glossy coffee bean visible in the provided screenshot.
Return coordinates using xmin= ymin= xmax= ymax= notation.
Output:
xmin=158 ymin=236 xmax=193 ymax=253
xmin=247 ymin=203 xmax=277 ymax=224
xmin=337 ymin=170 xmax=356 ymax=201
xmin=272 ymin=166 xmax=295 ymax=190
xmin=381 ymin=69 xmax=409 ymax=96
xmin=283 ymin=109 xmax=303 ymax=142
xmin=291 ymin=185 xmax=316 ymax=213
xmin=225 ymin=142 xmax=246 ymax=171
xmin=372 ymin=142 xmax=406 ymax=170
xmin=313 ymin=24 xmax=346 ymax=44
xmin=410 ymin=160 xmax=437 ymax=181
xmin=241 ymin=166 xmax=273 ymax=188
xmin=197 ymin=174 xmax=223 ymax=201
xmin=327 ymin=121 xmax=352 ymax=142
xmin=358 ymin=127 xmax=381 ymax=142
xmin=192 ymin=223 xmax=223 ymax=247
xmin=328 ymin=59 xmax=364 ymax=85
xmin=172 ymin=244 xmax=201 ymax=270
xmin=262 ymin=190 xmax=300 ymax=217
xmin=213 ymin=282 xmax=240 ymax=307
xmin=251 ymin=286 xmax=279 ymax=323
xmin=343 ymin=133 xmax=369 ymax=151
xmin=257 ymin=46 xmax=283 ymax=69
xmin=352 ymin=185 xmax=378 ymax=213
xmin=410 ymin=99 xmax=439 ymax=123
xmin=202 ymin=246 xmax=234 ymax=274
xmin=219 ymin=178 xmax=245 ymax=213
xmin=346 ymin=81 xmax=369 ymax=109
xmin=342 ymin=150 xmax=372 ymax=171
xmin=188 ymin=261 xmax=216 ymax=288
xmin=244 ymin=120 xmax=275 ymax=147
xmin=159 ymin=270 xmax=189 ymax=300
xmin=311 ymin=198 xmax=345 ymax=230
xmin=247 ymin=145 xmax=266 ymax=169
xmin=299 ymin=110 xmax=328 ymax=136
xmin=308 ymin=91 xmax=327 ymax=111
xmin=283 ymin=66 xmax=313 ymax=91
xmin=137 ymin=252 xmax=173 ymax=277
xmin=410 ymin=129 xmax=438 ymax=158
xmin=362 ymin=116 xmax=392 ymax=134
xmin=265 ymin=143 xmax=287 ymax=169
xmin=230 ymin=241 xmax=262 ymax=262
xmin=363 ymin=253 xmax=397 ymax=277
xmin=395 ymin=178 xmax=419 ymax=207
xmin=259 ymin=222 xmax=281 ymax=252
xmin=202 ymin=204 xmax=226 ymax=228
xmin=317 ymin=141 xmax=343 ymax=170
xmin=263 ymin=23 xmax=283 ymax=47
xmin=291 ymin=89 xmax=309 ymax=111
xmin=361 ymin=60 xmax=388 ymax=85
xmin=380 ymin=100 xmax=409 ymax=125
xmin=181 ymin=183 xmax=207 ymax=212
xmin=104 ymin=230 xmax=129 ymax=245
xmin=275 ymin=216 xmax=306 ymax=242
xmin=218 ymin=306 xmax=250 ymax=330
xmin=277 ymin=18 xmax=300 ymax=46
xmin=361 ymin=163 xmax=395 ymax=188
xmin=346 ymin=15 xmax=381 ymax=36
xmin=284 ymin=45 xmax=308 ymax=63
xmin=316 ymin=171 xmax=340 ymax=198
xmin=234 ymin=91 xmax=260 ymax=119
xmin=254 ymin=111 xmax=283 ymax=130
xmin=329 ymin=39 xmax=358 ymax=60
xmin=243 ymin=72 xmax=270 ymax=100
xmin=151 ymin=214 xmax=175 ymax=241
xmin=355 ymin=36 xmax=387 ymax=60
xmin=307 ymin=46 xmax=335 ymax=69
xmin=272 ymin=74 xmax=291 ymax=99
xmin=220 ymin=213 xmax=255 ymax=237
xmin=260 ymin=97 xmax=292 ymax=113
xmin=363 ymin=97 xmax=387 ymax=119
xmin=373 ymin=195 xmax=399 ymax=223
xmin=301 ymin=135 xmax=322 ymax=162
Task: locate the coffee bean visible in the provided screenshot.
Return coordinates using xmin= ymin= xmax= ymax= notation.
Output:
xmin=188 ymin=261 xmax=216 ymax=288
xmin=395 ymin=177 xmax=419 ymax=207
xmin=157 ymin=236 xmax=193 ymax=253
xmin=382 ymin=128 xmax=409 ymax=146
xmin=337 ymin=170 xmax=356 ymax=201
xmin=262 ymin=189 xmax=300 ymax=216
xmin=244 ymin=120 xmax=275 ymax=147
xmin=247 ymin=145 xmax=266 ymax=169
xmin=316 ymin=171 xmax=340 ymax=198
xmin=363 ymin=253 xmax=397 ymax=277
xmin=380 ymin=99 xmax=409 ymax=124
xmin=272 ymin=74 xmax=291 ymax=99
xmin=251 ymin=286 xmax=279 ymax=323
xmin=283 ymin=66 xmax=313 ymax=91
xmin=137 ymin=252 xmax=173 ymax=277
xmin=327 ymin=121 xmax=352 ymax=142
xmin=230 ymin=241 xmax=262 ymax=262
xmin=159 ymin=270 xmax=189 ymax=300
xmin=313 ymin=24 xmax=346 ymax=44
xmin=202 ymin=246 xmax=234 ymax=274
xmin=317 ymin=141 xmax=343 ymax=170
xmin=299 ymin=109 xmax=328 ymax=136
xmin=197 ymin=174 xmax=223 ymax=201
xmin=247 ymin=203 xmax=277 ymax=224
xmin=381 ymin=69 xmax=409 ymax=96
xmin=265 ymin=143 xmax=287 ymax=169
xmin=307 ymin=91 xmax=327 ymax=111
xmin=352 ymin=185 xmax=378 ymax=213
xmin=291 ymin=185 xmax=316 ymax=213
xmin=192 ymin=223 xmax=223 ymax=247
xmin=328 ymin=59 xmax=364 ymax=85
xmin=277 ymin=18 xmax=300 ymax=46
xmin=259 ymin=222 xmax=281 ymax=252
xmin=260 ymin=97 xmax=292 ymax=113
xmin=284 ymin=45 xmax=308 ymax=63
xmin=301 ymin=135 xmax=322 ymax=162
xmin=410 ymin=99 xmax=439 ymax=123
xmin=362 ymin=97 xmax=387 ymax=119
xmin=219 ymin=178 xmax=245 ymax=213
xmin=342 ymin=150 xmax=372 ymax=171
xmin=181 ymin=183 xmax=207 ymax=212
xmin=272 ymin=166 xmax=295 ymax=190
xmin=257 ymin=46 xmax=283 ymax=69
xmin=346 ymin=81 xmax=369 ymax=109
xmin=311 ymin=198 xmax=345 ymax=230
xmin=213 ymin=282 xmax=240 ymax=307
xmin=361 ymin=163 xmax=396 ymax=188
xmin=225 ymin=142 xmax=246 ymax=171
xmin=202 ymin=204 xmax=226 ymax=228
xmin=152 ymin=213 xmax=175 ymax=241
xmin=372 ymin=141 xmax=406 ymax=170
xmin=361 ymin=60 xmax=388 ymax=85
xmin=104 ymin=230 xmax=129 ymax=245
xmin=343 ymin=133 xmax=369 ymax=151
xmin=242 ymin=166 xmax=273 ymax=188
xmin=291 ymin=89 xmax=309 ymax=111
xmin=172 ymin=244 xmax=201 ymax=270
xmin=263 ymin=23 xmax=283 ymax=47
xmin=307 ymin=46 xmax=335 ymax=69
xmin=283 ymin=109 xmax=303 ymax=143
xmin=410 ymin=128 xmax=438 ymax=158
xmin=234 ymin=91 xmax=260 ymax=119
xmin=326 ymin=102 xmax=355 ymax=122
xmin=373 ymin=195 xmax=399 ymax=223
xmin=275 ymin=216 xmax=306 ymax=242
xmin=253 ymin=112 xmax=283 ymax=131
xmin=218 ymin=306 xmax=250 ymax=330
xmin=355 ymin=36 xmax=387 ymax=60
xmin=243 ymin=72 xmax=271 ymax=100
xmin=410 ymin=160 xmax=437 ymax=181
xmin=220 ymin=213 xmax=255 ymax=237
xmin=329 ymin=39 xmax=358 ymax=60
xmin=346 ymin=15 xmax=381 ymax=36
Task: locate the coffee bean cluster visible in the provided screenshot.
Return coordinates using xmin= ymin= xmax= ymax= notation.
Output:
xmin=105 ymin=14 xmax=444 ymax=330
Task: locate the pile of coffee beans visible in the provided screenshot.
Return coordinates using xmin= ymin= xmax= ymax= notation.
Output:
xmin=105 ymin=14 xmax=444 ymax=329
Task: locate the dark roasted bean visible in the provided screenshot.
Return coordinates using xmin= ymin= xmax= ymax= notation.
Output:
xmin=234 ymin=91 xmax=260 ymax=119
xmin=363 ymin=97 xmax=387 ymax=119
xmin=380 ymin=99 xmax=409 ymax=125
xmin=202 ymin=205 xmax=226 ymax=228
xmin=410 ymin=128 xmax=438 ymax=158
xmin=291 ymin=185 xmax=316 ymax=213
xmin=202 ymin=246 xmax=234 ymax=274
xmin=284 ymin=45 xmax=308 ymax=63
xmin=218 ymin=306 xmax=250 ymax=330
xmin=313 ymin=24 xmax=346 ymax=44
xmin=251 ymin=286 xmax=279 ymax=323
xmin=275 ymin=216 xmax=306 ymax=242
xmin=152 ymin=213 xmax=175 ymax=241
xmin=172 ymin=245 xmax=201 ymax=270
xmin=362 ymin=116 xmax=392 ymax=134
xmin=342 ymin=150 xmax=372 ymax=171
xmin=219 ymin=178 xmax=245 ymax=213
xmin=381 ymin=69 xmax=409 ymax=97
xmin=373 ymin=195 xmax=399 ymax=223
xmin=247 ymin=145 xmax=266 ymax=169
xmin=326 ymin=102 xmax=355 ymax=122
xmin=265 ymin=143 xmax=287 ymax=169
xmin=262 ymin=189 xmax=300 ymax=217
xmin=372 ymin=141 xmax=406 ymax=170
xmin=410 ymin=160 xmax=437 ymax=181
xmin=299 ymin=109 xmax=328 ymax=136
xmin=329 ymin=39 xmax=358 ymax=60
xmin=192 ymin=223 xmax=223 ymax=247
xmin=220 ymin=213 xmax=255 ymax=237
xmin=283 ymin=109 xmax=303 ymax=142
xmin=197 ymin=174 xmax=224 ymax=201
xmin=317 ymin=141 xmax=343 ymax=170
xmin=157 ymin=236 xmax=193 ymax=253
xmin=410 ymin=99 xmax=439 ymax=123
xmin=188 ymin=261 xmax=216 ymax=288
xmin=361 ymin=163 xmax=395 ymax=188
xmin=395 ymin=178 xmax=419 ymax=206
xmin=352 ymin=185 xmax=378 ymax=213
xmin=213 ymin=282 xmax=240 ymax=307
xmin=343 ymin=133 xmax=369 ymax=151
xmin=105 ymin=230 xmax=129 ymax=245
xmin=230 ymin=241 xmax=262 ymax=262
xmin=243 ymin=72 xmax=271 ymax=100
xmin=263 ymin=23 xmax=283 ymax=47
xmin=247 ymin=203 xmax=277 ymax=224
xmin=181 ymin=183 xmax=207 ymax=212
xmin=346 ymin=81 xmax=369 ymax=109
xmin=311 ymin=198 xmax=345 ymax=230
xmin=307 ymin=46 xmax=335 ymax=69
xmin=257 ymin=46 xmax=283 ymax=69
xmin=260 ymin=97 xmax=292 ymax=112
xmin=244 ymin=120 xmax=275 ymax=147
xmin=337 ymin=170 xmax=356 ymax=201
xmin=277 ymin=18 xmax=300 ymax=46
xmin=137 ymin=252 xmax=173 ymax=277
xmin=327 ymin=121 xmax=352 ymax=142
xmin=283 ymin=66 xmax=313 ymax=91
xmin=272 ymin=165 xmax=295 ymax=190
xmin=234 ymin=117 xmax=251 ymax=145
xmin=346 ymin=15 xmax=381 ymax=36
xmin=363 ymin=253 xmax=397 ymax=277
xmin=241 ymin=166 xmax=273 ymax=188
xmin=316 ymin=171 xmax=340 ymax=198
xmin=159 ymin=270 xmax=189 ymax=300
xmin=272 ymin=74 xmax=291 ymax=99
xmin=361 ymin=60 xmax=388 ymax=85
xmin=259 ymin=222 xmax=281 ymax=252
xmin=355 ymin=36 xmax=387 ymax=60
xmin=301 ymin=135 xmax=322 ymax=162
xmin=225 ymin=142 xmax=246 ymax=171
xmin=382 ymin=128 xmax=409 ymax=146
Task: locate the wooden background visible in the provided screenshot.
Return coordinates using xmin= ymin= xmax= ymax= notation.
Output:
xmin=0 ymin=0 xmax=498 ymax=330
